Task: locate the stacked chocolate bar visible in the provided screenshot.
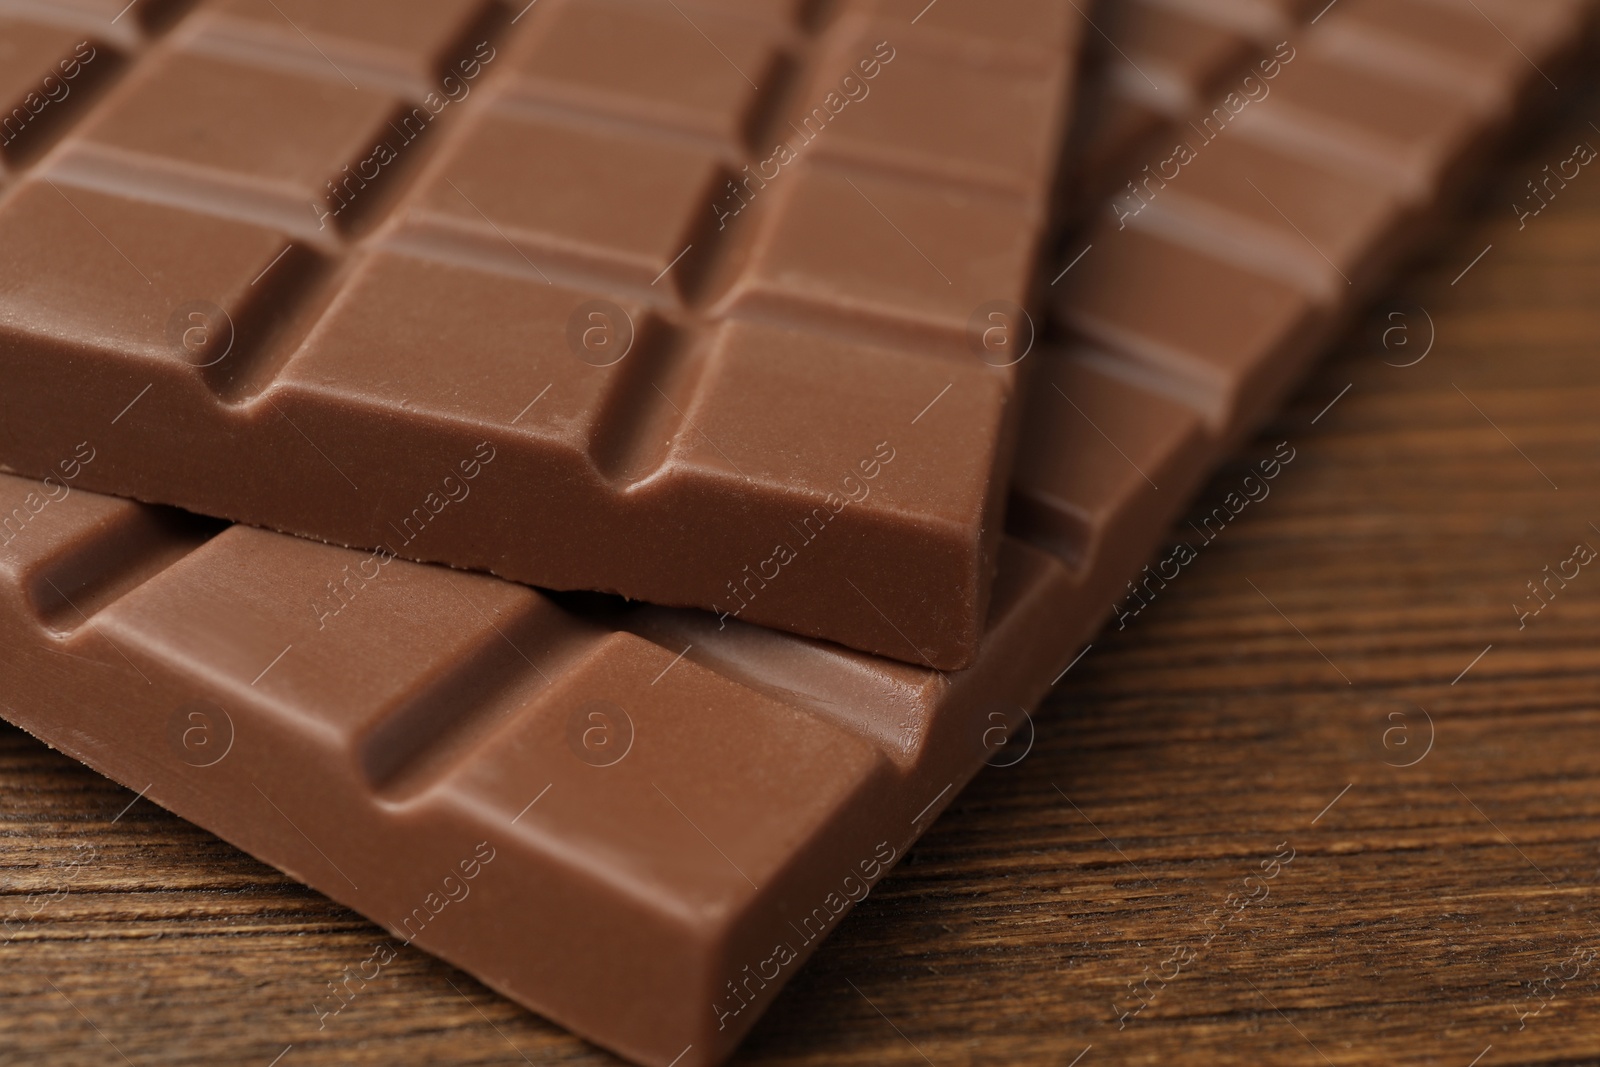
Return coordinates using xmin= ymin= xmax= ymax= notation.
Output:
xmin=0 ymin=0 xmax=1589 ymax=1064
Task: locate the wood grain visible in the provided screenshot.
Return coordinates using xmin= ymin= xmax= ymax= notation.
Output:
xmin=5 ymin=71 xmax=1600 ymax=1067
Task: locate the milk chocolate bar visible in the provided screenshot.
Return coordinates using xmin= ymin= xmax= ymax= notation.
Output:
xmin=0 ymin=0 xmax=1084 ymax=671
xmin=1059 ymin=0 xmax=1589 ymax=438
xmin=0 ymin=353 xmax=1211 ymax=1067
xmin=0 ymin=1 xmax=1590 ymax=1065
xmin=1061 ymin=0 xmax=1584 ymax=215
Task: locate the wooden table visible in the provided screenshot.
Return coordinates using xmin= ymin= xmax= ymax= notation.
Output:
xmin=6 ymin=77 xmax=1600 ymax=1067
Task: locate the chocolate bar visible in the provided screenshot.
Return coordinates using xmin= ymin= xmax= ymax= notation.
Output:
xmin=0 ymin=0 xmax=1590 ymax=1065
xmin=0 ymin=0 xmax=1084 ymax=671
xmin=1057 ymin=0 xmax=1311 ymax=215
xmin=1059 ymin=0 xmax=1589 ymax=439
xmin=0 ymin=353 xmax=1209 ymax=1067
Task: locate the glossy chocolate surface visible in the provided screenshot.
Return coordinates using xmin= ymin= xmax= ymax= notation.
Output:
xmin=0 ymin=0 xmax=1083 ymax=670
xmin=0 ymin=0 xmax=1591 ymax=1064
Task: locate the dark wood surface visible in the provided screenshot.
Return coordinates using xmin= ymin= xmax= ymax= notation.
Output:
xmin=6 ymin=75 xmax=1600 ymax=1067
